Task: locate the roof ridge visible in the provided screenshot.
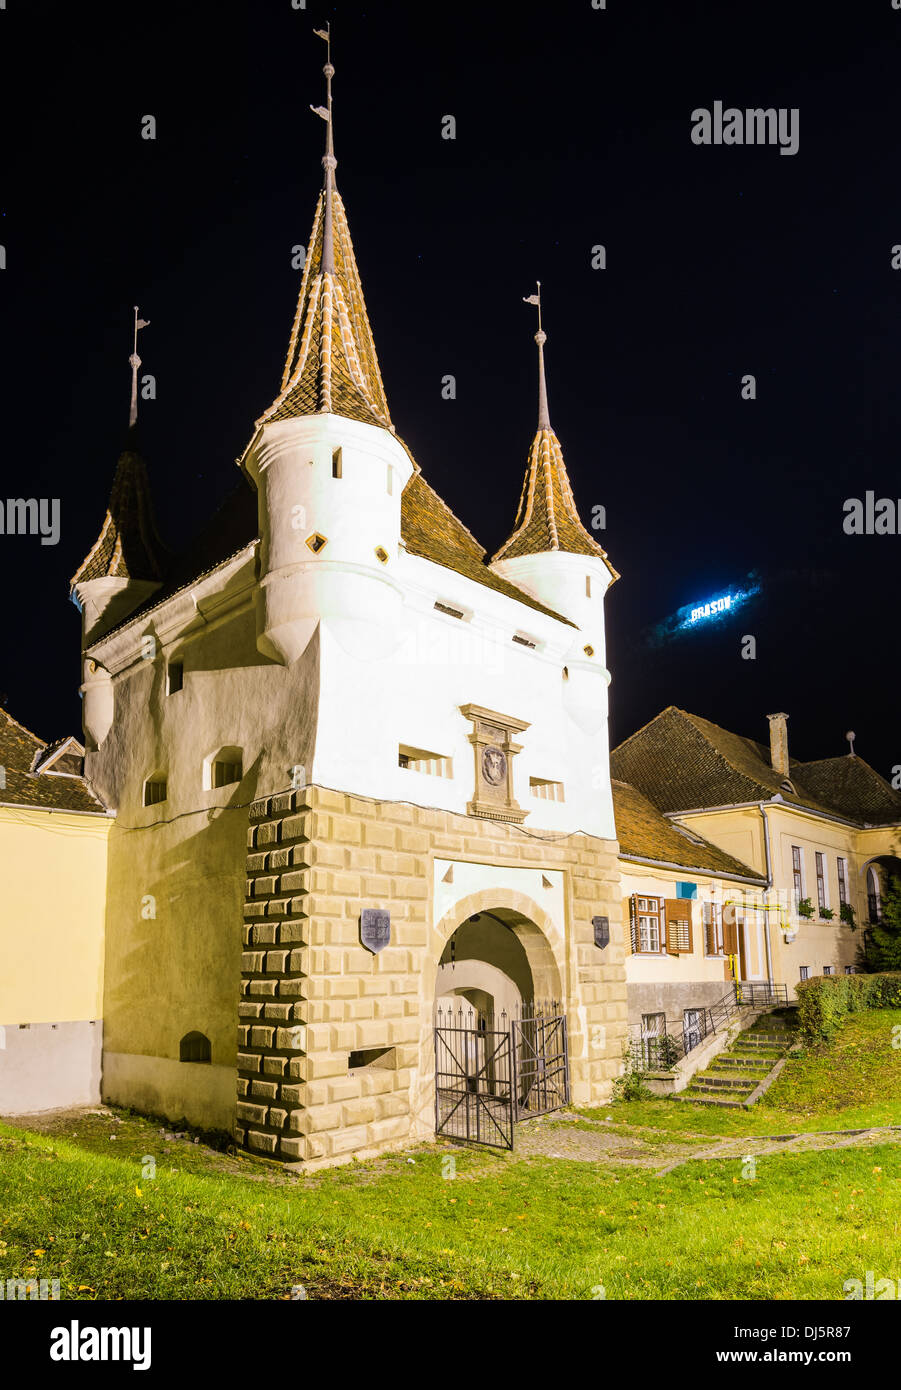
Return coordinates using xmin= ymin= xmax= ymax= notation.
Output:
xmin=0 ymin=706 xmax=47 ymax=750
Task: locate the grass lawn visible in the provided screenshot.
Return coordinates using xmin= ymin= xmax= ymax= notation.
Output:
xmin=587 ymin=1008 xmax=901 ymax=1139
xmin=0 ymin=1107 xmax=898 ymax=1300
xmin=1 ymin=1010 xmax=899 ymax=1300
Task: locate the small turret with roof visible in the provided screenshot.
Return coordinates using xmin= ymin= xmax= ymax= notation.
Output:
xmin=241 ymin=25 xmax=416 ymax=666
xmin=491 ymin=287 xmax=618 ymax=732
xmin=71 ymin=309 xmax=167 ymax=746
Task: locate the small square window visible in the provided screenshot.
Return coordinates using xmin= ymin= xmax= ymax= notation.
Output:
xmin=144 ymin=778 xmax=167 ymax=806
xmin=306 ymin=532 xmax=328 ymax=554
xmin=799 ymin=965 xmax=809 ymax=981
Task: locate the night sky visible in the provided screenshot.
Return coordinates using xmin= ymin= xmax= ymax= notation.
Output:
xmin=2 ymin=0 xmax=899 ymax=776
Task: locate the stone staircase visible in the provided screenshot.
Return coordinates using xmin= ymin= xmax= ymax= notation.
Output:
xmin=678 ymin=1008 xmax=797 ymax=1108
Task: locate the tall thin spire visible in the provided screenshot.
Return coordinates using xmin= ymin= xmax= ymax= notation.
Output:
xmin=312 ymin=24 xmax=337 ymax=275
xmin=128 ymin=306 xmax=149 ymax=429
xmin=256 ymin=27 xmax=393 ymax=432
xmin=491 ymin=284 xmax=618 ymax=576
xmin=524 ymin=281 xmax=551 ymax=431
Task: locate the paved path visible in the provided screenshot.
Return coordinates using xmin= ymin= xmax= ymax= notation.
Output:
xmin=512 ymin=1111 xmax=901 ymax=1174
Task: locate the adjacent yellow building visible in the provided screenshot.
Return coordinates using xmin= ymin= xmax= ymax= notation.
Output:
xmin=0 ymin=712 xmax=111 ymax=1113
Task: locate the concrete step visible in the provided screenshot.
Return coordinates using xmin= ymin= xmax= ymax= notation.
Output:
xmin=689 ymin=1076 xmax=758 ymax=1092
xmin=711 ymin=1056 xmax=771 ymax=1069
xmin=678 ymin=1093 xmax=746 ymax=1108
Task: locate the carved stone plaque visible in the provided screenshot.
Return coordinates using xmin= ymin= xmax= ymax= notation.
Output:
xmin=592 ymin=915 xmax=610 ymax=950
xmin=481 ymin=746 xmax=507 ymax=786
xmin=460 ymin=704 xmax=530 ymax=823
xmin=360 ymin=908 xmax=390 ymax=954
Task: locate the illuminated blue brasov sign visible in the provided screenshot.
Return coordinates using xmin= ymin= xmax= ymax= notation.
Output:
xmin=690 ymin=595 xmax=732 ymax=622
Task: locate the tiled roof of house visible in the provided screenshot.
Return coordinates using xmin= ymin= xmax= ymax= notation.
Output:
xmin=611 ymin=706 xmax=901 ymax=827
xmin=791 ymin=755 xmax=901 ymax=827
xmin=0 ymin=710 xmax=107 ymax=813
xmin=256 ymin=189 xmax=393 ymax=432
xmin=71 ymin=435 xmax=168 ymax=588
xmin=613 ymin=778 xmax=765 ymax=880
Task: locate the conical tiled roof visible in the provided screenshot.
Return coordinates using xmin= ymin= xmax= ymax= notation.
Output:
xmin=492 ymin=325 xmax=618 ymax=576
xmin=257 ymin=187 xmax=392 ymax=431
xmin=71 ymin=434 xmax=167 ymax=587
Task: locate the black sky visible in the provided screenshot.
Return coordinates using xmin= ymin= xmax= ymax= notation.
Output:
xmin=2 ymin=0 xmax=899 ymax=775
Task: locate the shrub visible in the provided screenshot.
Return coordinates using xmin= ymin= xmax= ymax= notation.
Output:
xmin=795 ymin=971 xmax=901 ymax=1043
xmin=797 ymin=898 xmax=814 ymax=919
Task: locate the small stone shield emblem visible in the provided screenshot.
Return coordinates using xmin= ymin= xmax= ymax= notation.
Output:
xmin=592 ymin=915 xmax=610 ymax=950
xmin=360 ymin=908 xmax=391 ymax=954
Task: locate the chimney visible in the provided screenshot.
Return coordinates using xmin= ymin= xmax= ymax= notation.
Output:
xmin=767 ymin=712 xmax=790 ymax=778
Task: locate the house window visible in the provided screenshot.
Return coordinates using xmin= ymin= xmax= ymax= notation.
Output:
xmin=815 ymin=852 xmax=828 ymax=912
xmin=634 ymin=896 xmax=663 ymax=953
xmin=799 ymin=966 xmax=809 ymax=981
xmin=823 ymin=965 xmax=834 ymax=975
xmin=676 ymin=882 xmax=698 ymax=900
xmin=332 ymin=447 xmax=343 ymax=478
xmin=867 ymin=866 xmax=882 ymax=923
xmin=143 ymin=775 xmax=167 ymax=806
xmin=179 ymin=1031 xmax=211 ymax=1064
xmin=167 ymin=660 xmax=184 ymax=695
xmin=640 ymin=1012 xmax=667 ymax=1068
xmin=845 ymin=965 xmax=856 ymax=975
xmin=837 ymin=857 xmax=848 ymax=906
xmin=791 ymin=846 xmax=803 ymax=905
xmin=703 ymin=902 xmax=725 ymax=955
xmin=398 ymin=745 xmax=452 ymax=778
xmin=530 ymin=777 xmax=564 ymax=803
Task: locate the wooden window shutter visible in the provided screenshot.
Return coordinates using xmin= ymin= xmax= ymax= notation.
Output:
xmin=722 ymin=905 xmax=739 ymax=956
xmin=664 ymin=898 xmax=683 ymax=955
xmin=627 ymin=895 xmax=638 ymax=954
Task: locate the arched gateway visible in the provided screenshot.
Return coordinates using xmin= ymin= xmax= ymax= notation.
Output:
xmin=425 ymin=892 xmax=570 ymax=1149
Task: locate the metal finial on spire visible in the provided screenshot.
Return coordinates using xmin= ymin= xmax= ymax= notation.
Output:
xmin=523 ymin=280 xmax=550 ymax=430
xmin=846 ymin=730 xmax=856 ymax=757
xmin=129 ymin=306 xmax=150 ymax=430
xmin=311 ymin=24 xmax=337 ymax=275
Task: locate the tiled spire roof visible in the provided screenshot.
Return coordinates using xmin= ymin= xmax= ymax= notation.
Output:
xmin=256 ymin=41 xmax=392 ymax=432
xmin=492 ymin=304 xmax=617 ymax=574
xmin=70 ymin=432 xmax=167 ymax=587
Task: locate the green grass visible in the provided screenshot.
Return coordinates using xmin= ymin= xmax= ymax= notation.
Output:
xmin=587 ymin=1008 xmax=901 ymax=1138
xmin=2 ymin=1008 xmax=899 ymax=1300
xmin=0 ymin=1114 xmax=898 ymax=1300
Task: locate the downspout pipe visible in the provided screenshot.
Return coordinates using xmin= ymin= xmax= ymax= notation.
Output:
xmin=759 ymin=802 xmax=775 ymax=986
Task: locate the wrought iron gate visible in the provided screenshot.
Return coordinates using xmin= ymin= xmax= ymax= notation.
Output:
xmin=434 ymin=1006 xmax=515 ymax=1150
xmin=434 ymin=1001 xmax=569 ymax=1150
xmin=513 ymin=1000 xmax=570 ymax=1118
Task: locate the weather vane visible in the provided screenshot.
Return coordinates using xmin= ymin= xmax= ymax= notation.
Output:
xmin=523 ymin=279 xmax=543 ymax=334
xmin=309 ymin=23 xmax=336 ymax=274
xmin=523 ymin=280 xmax=550 ymax=429
xmin=129 ymin=306 xmax=150 ymax=429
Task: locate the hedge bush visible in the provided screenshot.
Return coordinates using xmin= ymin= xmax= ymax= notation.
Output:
xmin=795 ymin=971 xmax=901 ymax=1042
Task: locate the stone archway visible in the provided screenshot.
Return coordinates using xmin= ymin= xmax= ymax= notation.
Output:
xmin=411 ymin=888 xmax=568 ymax=1139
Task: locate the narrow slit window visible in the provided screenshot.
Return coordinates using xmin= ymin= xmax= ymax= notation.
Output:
xmin=434 ymin=600 xmax=465 ymax=619
xmin=167 ymin=660 xmax=184 ymax=695
xmin=332 ymin=447 xmax=343 ymax=478
xmin=512 ymin=632 xmax=537 ymax=649
xmin=386 ymin=464 xmax=394 ymax=495
xmin=585 ymin=575 xmax=592 ymax=597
